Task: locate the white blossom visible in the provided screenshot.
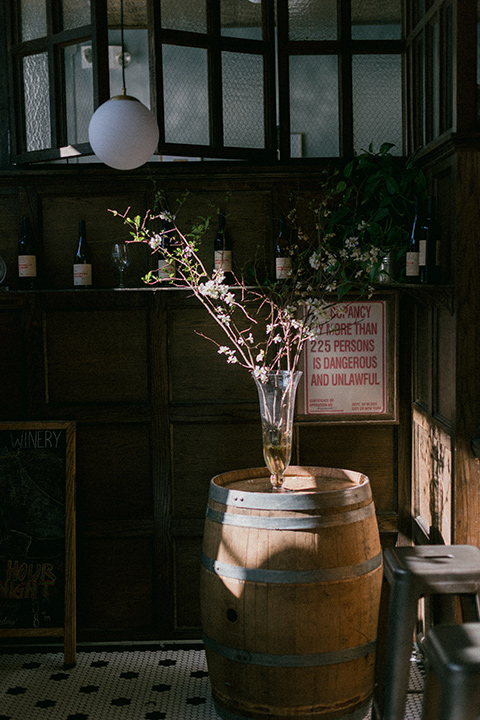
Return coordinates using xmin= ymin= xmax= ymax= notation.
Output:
xmin=253 ymin=366 xmax=269 ymax=383
xmin=110 ymin=185 xmax=383 ymax=379
xmin=218 ymin=346 xmax=237 ymax=363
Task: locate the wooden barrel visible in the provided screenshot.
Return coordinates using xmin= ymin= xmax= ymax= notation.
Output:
xmin=200 ymin=466 xmax=383 ymax=720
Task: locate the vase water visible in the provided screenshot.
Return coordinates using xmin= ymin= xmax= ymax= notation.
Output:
xmin=253 ymin=370 xmax=302 ymax=490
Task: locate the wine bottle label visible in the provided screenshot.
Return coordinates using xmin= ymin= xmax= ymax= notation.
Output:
xmin=18 ymin=255 xmax=37 ymax=277
xmin=419 ymin=239 xmax=427 ymax=266
xmin=406 ymin=251 xmax=420 ymax=276
xmin=73 ymin=263 xmax=92 ymax=286
xmin=214 ymin=250 xmax=232 ymax=273
xmin=158 ymin=258 xmax=175 ymax=280
xmin=276 ymin=257 xmax=292 ymax=280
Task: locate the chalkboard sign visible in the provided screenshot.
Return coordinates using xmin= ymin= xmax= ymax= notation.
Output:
xmin=0 ymin=421 xmax=76 ymax=665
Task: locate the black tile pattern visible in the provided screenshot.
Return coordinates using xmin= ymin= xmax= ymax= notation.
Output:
xmin=0 ymin=645 xmax=425 ymax=720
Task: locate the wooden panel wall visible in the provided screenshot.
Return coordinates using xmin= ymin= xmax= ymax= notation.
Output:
xmin=409 ymin=146 xmax=456 ymax=545
xmin=453 ymin=147 xmax=480 ymax=546
xmin=0 ymin=169 xmax=405 ymax=640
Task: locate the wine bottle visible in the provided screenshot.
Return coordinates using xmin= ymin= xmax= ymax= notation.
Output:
xmin=275 ymin=216 xmax=292 ymax=281
xmin=18 ymin=216 xmax=38 ymax=290
xmin=73 ymin=220 xmax=92 ymax=288
xmin=419 ymin=196 xmax=440 ymax=285
xmin=156 ymin=192 xmax=176 ymax=281
xmin=405 ymin=198 xmax=421 ymax=284
xmin=214 ymin=212 xmax=234 ymax=284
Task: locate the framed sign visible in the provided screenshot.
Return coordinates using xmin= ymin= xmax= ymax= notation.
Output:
xmin=0 ymin=421 xmax=76 ymax=666
xmin=297 ymin=294 xmax=397 ymax=422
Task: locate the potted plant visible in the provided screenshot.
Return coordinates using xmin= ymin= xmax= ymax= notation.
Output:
xmin=109 ymin=144 xmax=424 ymax=487
xmin=308 ymin=142 xmax=427 ymax=284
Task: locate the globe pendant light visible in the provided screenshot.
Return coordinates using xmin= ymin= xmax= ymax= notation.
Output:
xmin=88 ymin=0 xmax=159 ymax=170
xmin=89 ymin=93 xmax=159 ymax=170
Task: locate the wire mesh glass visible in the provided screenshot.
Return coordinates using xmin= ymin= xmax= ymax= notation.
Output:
xmin=352 ymin=0 xmax=401 ymax=39
xmin=289 ymin=55 xmax=339 ymax=157
xmin=21 ymin=0 xmax=47 ymax=41
xmin=107 ymin=0 xmax=148 ymax=28
xmin=23 ymin=53 xmax=51 ymax=151
xmin=223 ymin=51 xmax=265 ymax=148
xmin=62 ymin=0 xmax=91 ymax=30
xmin=162 ymin=45 xmax=210 ymax=146
xmin=443 ymin=3 xmax=453 ymax=132
xmin=221 ymin=0 xmax=263 ymax=40
xmin=64 ymin=44 xmax=94 ymax=145
xmin=428 ymin=16 xmax=440 ymax=140
xmin=160 ymin=0 xmax=207 ymax=33
xmin=352 ymin=54 xmax=403 ymax=154
xmin=288 ymin=0 xmax=337 ymax=41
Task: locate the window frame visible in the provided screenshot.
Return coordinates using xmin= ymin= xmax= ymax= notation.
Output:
xmin=5 ymin=0 xmax=407 ymax=166
xmin=148 ymin=0 xmax=278 ymax=161
xmin=277 ymin=0 xmax=405 ymax=161
xmin=404 ymin=0 xmax=477 ymax=153
xmin=6 ymin=0 xmax=108 ymax=165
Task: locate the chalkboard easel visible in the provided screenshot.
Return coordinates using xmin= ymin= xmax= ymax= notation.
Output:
xmin=0 ymin=421 xmax=76 ymax=666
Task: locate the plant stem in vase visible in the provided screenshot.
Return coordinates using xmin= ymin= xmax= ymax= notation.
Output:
xmin=253 ymin=370 xmax=302 ymax=490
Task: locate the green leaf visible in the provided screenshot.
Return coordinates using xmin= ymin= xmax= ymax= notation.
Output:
xmin=373 ymin=207 xmax=390 ymax=222
xmin=368 ymin=222 xmax=383 ymax=236
xmin=343 ymin=161 xmax=354 ymax=179
xmin=386 ymin=177 xmax=399 ymax=194
xmin=380 ymin=142 xmax=395 ymax=155
xmin=338 ymin=282 xmax=353 ymax=299
xmin=332 ymin=205 xmax=351 ymax=222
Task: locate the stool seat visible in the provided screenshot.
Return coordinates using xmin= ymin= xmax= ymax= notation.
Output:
xmin=422 ymin=623 xmax=480 ymax=720
xmin=371 ymin=545 xmax=480 ymax=720
xmin=384 ymin=545 xmax=480 ymax=594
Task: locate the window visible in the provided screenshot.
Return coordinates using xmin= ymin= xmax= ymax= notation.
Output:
xmin=278 ymin=0 xmax=403 ymax=158
xmin=405 ymin=0 xmax=454 ymax=150
xmin=5 ymin=0 xmax=405 ymax=165
xmin=404 ymin=0 xmax=478 ymax=152
xmin=6 ymin=0 xmax=102 ymax=164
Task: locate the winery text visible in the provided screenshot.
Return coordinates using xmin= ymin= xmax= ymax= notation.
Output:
xmin=8 ymin=429 xmax=63 ymax=449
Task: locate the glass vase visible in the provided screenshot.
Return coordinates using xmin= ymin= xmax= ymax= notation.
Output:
xmin=253 ymin=370 xmax=302 ymax=490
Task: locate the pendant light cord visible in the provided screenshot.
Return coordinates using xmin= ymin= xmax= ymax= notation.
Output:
xmin=120 ymin=0 xmax=126 ymax=93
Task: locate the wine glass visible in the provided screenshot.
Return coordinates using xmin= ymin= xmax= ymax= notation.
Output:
xmin=111 ymin=242 xmax=130 ymax=288
xmin=0 ymin=257 xmax=6 ymax=286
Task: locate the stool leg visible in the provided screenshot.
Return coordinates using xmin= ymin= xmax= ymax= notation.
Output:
xmin=381 ymin=578 xmax=419 ymax=720
xmin=421 ymin=667 xmax=442 ymax=720
xmin=371 ymin=577 xmax=391 ymax=719
xmin=423 ymin=662 xmax=480 ymax=720
xmin=474 ymin=591 xmax=480 ymax=619
xmin=438 ymin=680 xmax=480 ymax=720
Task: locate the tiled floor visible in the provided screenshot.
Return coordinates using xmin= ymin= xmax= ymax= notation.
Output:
xmin=0 ymin=642 xmax=425 ymax=720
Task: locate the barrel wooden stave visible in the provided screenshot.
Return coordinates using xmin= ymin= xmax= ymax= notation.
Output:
xmin=200 ymin=466 xmax=383 ymax=720
xmin=206 ymin=656 xmax=377 ymax=718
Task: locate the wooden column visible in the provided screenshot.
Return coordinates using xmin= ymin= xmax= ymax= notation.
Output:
xmin=453 ymin=147 xmax=480 ymax=545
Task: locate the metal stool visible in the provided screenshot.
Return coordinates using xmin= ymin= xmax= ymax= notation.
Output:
xmin=422 ymin=623 xmax=480 ymax=720
xmin=371 ymin=545 xmax=480 ymax=720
